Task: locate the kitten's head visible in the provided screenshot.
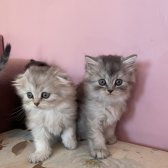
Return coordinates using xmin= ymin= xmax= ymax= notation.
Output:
xmin=13 ymin=60 xmax=75 ymax=110
xmin=84 ymin=55 xmax=137 ymax=100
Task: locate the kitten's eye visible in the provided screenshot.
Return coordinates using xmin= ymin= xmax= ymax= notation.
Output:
xmin=98 ymin=79 xmax=106 ymax=86
xmin=41 ymin=92 xmax=50 ymax=99
xmin=27 ymin=92 xmax=33 ymax=99
xmin=115 ymin=79 xmax=123 ymax=86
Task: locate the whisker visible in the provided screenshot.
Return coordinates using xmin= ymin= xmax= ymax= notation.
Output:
xmin=12 ymin=105 xmax=23 ymax=111
xmin=16 ymin=113 xmax=25 ymax=121
xmin=9 ymin=109 xmax=25 ymax=120
xmin=10 ymin=108 xmax=23 ymax=116
xmin=10 ymin=103 xmax=26 ymax=116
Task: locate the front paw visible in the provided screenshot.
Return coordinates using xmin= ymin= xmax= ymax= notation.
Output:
xmin=63 ymin=138 xmax=77 ymax=150
xmin=28 ymin=151 xmax=51 ymax=163
xmin=91 ymin=148 xmax=110 ymax=159
xmin=107 ymin=135 xmax=117 ymax=145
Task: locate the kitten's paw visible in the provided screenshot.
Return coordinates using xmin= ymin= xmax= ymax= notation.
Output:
xmin=28 ymin=151 xmax=51 ymax=163
xmin=91 ymin=148 xmax=110 ymax=159
xmin=63 ymin=138 xmax=77 ymax=150
xmin=107 ymin=135 xmax=117 ymax=145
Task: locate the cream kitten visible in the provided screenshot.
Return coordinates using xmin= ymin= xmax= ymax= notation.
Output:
xmin=77 ymin=55 xmax=137 ymax=159
xmin=13 ymin=60 xmax=77 ymax=163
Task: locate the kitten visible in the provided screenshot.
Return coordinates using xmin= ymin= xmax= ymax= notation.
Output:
xmin=13 ymin=60 xmax=77 ymax=163
xmin=77 ymin=55 xmax=137 ymax=159
xmin=0 ymin=44 xmax=11 ymax=71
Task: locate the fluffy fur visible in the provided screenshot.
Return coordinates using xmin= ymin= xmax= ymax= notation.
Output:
xmin=77 ymin=55 xmax=137 ymax=159
xmin=0 ymin=44 xmax=11 ymax=71
xmin=13 ymin=60 xmax=77 ymax=163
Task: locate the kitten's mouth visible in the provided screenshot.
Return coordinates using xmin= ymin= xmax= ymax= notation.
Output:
xmin=107 ymin=93 xmax=113 ymax=96
xmin=33 ymin=105 xmax=41 ymax=109
xmin=106 ymin=91 xmax=118 ymax=96
xmin=106 ymin=91 xmax=113 ymax=95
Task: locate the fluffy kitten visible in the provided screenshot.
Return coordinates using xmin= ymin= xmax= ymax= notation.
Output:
xmin=0 ymin=44 xmax=11 ymax=71
xmin=77 ymin=55 xmax=137 ymax=159
xmin=13 ymin=60 xmax=77 ymax=163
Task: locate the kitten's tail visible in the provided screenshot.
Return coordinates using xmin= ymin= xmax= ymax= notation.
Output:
xmin=0 ymin=44 xmax=11 ymax=71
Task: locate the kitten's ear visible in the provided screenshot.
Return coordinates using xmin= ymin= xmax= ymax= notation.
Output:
xmin=54 ymin=69 xmax=70 ymax=84
xmin=85 ymin=55 xmax=98 ymax=65
xmin=85 ymin=55 xmax=99 ymax=73
xmin=122 ymin=54 xmax=137 ymax=71
xmin=56 ymin=75 xmax=69 ymax=84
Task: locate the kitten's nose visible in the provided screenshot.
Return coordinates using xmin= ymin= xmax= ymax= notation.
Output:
xmin=107 ymin=90 xmax=113 ymax=94
xmin=34 ymin=102 xmax=40 ymax=106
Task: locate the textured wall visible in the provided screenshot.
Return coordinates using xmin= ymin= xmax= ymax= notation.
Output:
xmin=0 ymin=0 xmax=168 ymax=150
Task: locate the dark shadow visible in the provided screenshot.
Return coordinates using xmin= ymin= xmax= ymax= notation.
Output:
xmin=116 ymin=61 xmax=151 ymax=142
xmin=0 ymin=59 xmax=29 ymax=133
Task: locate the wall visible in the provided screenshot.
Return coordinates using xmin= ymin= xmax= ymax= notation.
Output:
xmin=0 ymin=0 xmax=168 ymax=150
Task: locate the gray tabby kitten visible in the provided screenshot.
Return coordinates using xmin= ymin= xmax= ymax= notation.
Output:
xmin=13 ymin=60 xmax=77 ymax=163
xmin=77 ymin=55 xmax=137 ymax=159
xmin=0 ymin=44 xmax=11 ymax=71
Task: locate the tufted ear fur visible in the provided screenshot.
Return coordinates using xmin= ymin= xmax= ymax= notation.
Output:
xmin=12 ymin=74 xmax=25 ymax=88
xmin=56 ymin=75 xmax=70 ymax=85
xmin=85 ymin=55 xmax=99 ymax=74
xmin=85 ymin=55 xmax=98 ymax=65
xmin=50 ymin=67 xmax=70 ymax=85
xmin=12 ymin=73 xmax=28 ymax=97
xmin=122 ymin=54 xmax=137 ymax=72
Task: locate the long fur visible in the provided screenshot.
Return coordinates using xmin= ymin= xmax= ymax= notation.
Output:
xmin=13 ymin=60 xmax=77 ymax=163
xmin=0 ymin=44 xmax=11 ymax=71
xmin=77 ymin=55 xmax=137 ymax=159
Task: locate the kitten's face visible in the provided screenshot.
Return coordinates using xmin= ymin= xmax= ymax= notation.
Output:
xmin=85 ymin=55 xmax=137 ymax=98
xmin=14 ymin=65 xmax=73 ymax=110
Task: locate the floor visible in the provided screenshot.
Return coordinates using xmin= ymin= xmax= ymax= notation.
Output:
xmin=0 ymin=129 xmax=168 ymax=168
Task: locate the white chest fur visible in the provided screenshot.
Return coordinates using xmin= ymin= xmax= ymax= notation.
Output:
xmin=27 ymin=109 xmax=65 ymax=136
xmin=104 ymin=106 xmax=122 ymax=125
xmin=44 ymin=110 xmax=64 ymax=135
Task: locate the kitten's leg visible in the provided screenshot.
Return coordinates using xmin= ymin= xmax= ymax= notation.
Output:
xmin=88 ymin=125 xmax=110 ymax=159
xmin=29 ymin=127 xmax=52 ymax=163
xmin=105 ymin=123 xmax=118 ymax=145
xmin=61 ymin=124 xmax=77 ymax=150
